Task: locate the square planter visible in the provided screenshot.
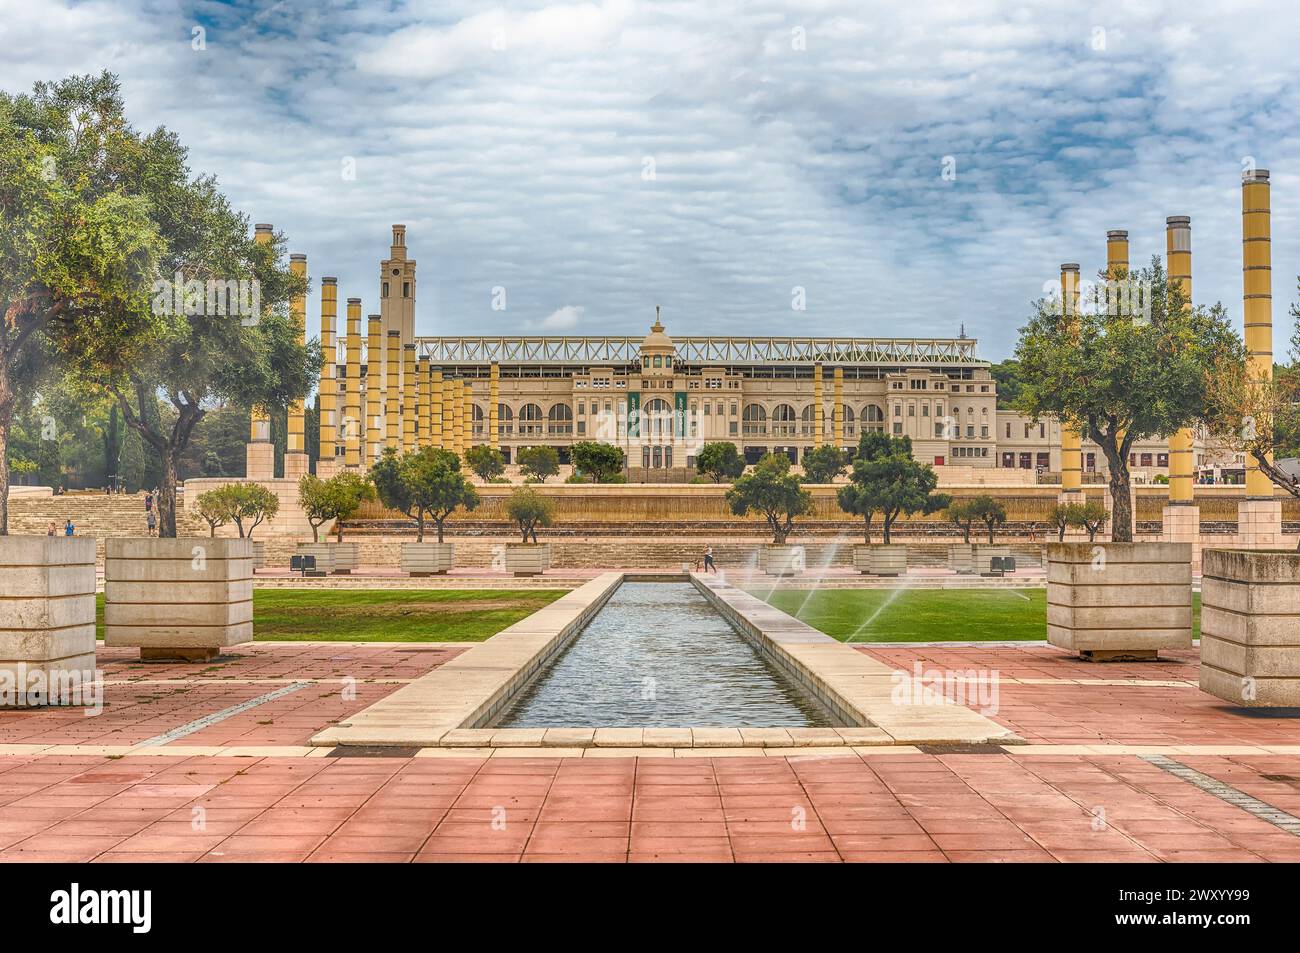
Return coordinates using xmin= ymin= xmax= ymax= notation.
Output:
xmin=948 ymin=543 xmax=975 ymax=574
xmin=505 ymin=543 xmax=551 ymax=576
xmin=104 ymin=538 xmax=253 ymax=661
xmin=762 ymin=544 xmax=805 ymax=576
xmin=295 ymin=541 xmax=359 ymax=575
xmin=0 ymin=537 xmax=97 ymax=707
xmin=854 ymin=543 xmax=906 ymax=576
xmin=1047 ymin=542 xmax=1192 ymax=661
xmin=401 ymin=542 xmax=455 ymax=576
xmin=974 ymin=544 xmax=1010 ymax=576
xmin=1199 ymin=549 xmax=1300 ymax=707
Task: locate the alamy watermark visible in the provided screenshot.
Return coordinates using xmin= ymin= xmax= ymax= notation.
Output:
xmin=890 ymin=661 xmax=1000 ymax=716
xmin=0 ymin=664 xmax=103 ymax=713
xmin=150 ymin=271 xmax=261 ymax=325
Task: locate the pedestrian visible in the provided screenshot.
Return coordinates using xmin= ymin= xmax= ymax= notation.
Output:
xmin=144 ymin=491 xmax=153 ymax=513
xmin=146 ymin=508 xmax=157 ymax=537
xmin=703 ymin=544 xmax=716 ymax=573
xmin=64 ymin=519 xmax=74 ymax=537
xmin=46 ymin=522 xmax=56 ymax=537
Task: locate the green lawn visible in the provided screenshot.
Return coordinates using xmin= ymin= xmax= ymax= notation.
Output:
xmin=95 ymin=589 xmax=565 ymax=643
xmin=758 ymin=588 xmax=1202 ymax=643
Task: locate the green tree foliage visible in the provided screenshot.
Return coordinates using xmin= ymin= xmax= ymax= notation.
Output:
xmin=725 ymin=452 xmax=813 ymax=544
xmin=988 ymin=359 xmax=1025 ymax=409
xmin=1015 ymin=256 xmax=1240 ymax=542
xmin=195 ymin=486 xmax=233 ymax=537
xmin=505 ymin=486 xmax=555 ymax=543
xmin=837 ymin=433 xmax=945 ymax=543
xmin=570 ymin=441 xmax=625 ymax=483
xmin=0 ymin=72 xmax=162 ymax=531
xmin=695 ymin=441 xmax=745 ymax=483
xmin=966 ymin=495 xmax=1007 ymax=543
xmin=517 ymin=445 xmax=559 ymax=483
xmin=1067 ymin=499 xmax=1108 ymax=542
xmin=464 ymin=444 xmax=506 ymax=483
xmin=1046 ymin=502 xmax=1070 ymax=542
xmin=297 ymin=471 xmax=373 ymax=543
xmin=946 ymin=499 xmax=977 ymax=543
xmin=801 ymin=444 xmax=846 ymax=484
xmin=371 ymin=446 xmax=479 ymax=542
xmin=192 ymin=483 xmax=278 ymax=538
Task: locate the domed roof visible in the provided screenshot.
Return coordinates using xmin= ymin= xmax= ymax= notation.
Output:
xmin=641 ymin=313 xmax=674 ymax=352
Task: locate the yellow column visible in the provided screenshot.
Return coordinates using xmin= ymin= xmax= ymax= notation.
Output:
xmin=451 ymin=380 xmax=464 ymax=456
xmin=1106 ymin=231 xmax=1130 ymax=452
xmin=463 ymin=381 xmax=474 ymax=452
xmin=417 ymin=355 xmax=431 ymax=449
xmin=489 ymin=363 xmax=500 ymax=451
xmin=286 ymin=254 xmax=307 ymax=456
xmin=366 ymin=315 xmax=382 ymax=465
xmin=385 ymin=331 xmax=400 ymax=451
xmin=343 ymin=298 xmax=362 ymax=468
xmin=1166 ymin=216 xmax=1195 ymax=504
xmin=402 ymin=344 xmax=417 ymax=453
xmin=1059 ymin=263 xmax=1083 ymax=494
xmin=318 ymin=276 xmax=337 ymax=463
xmin=833 ymin=367 xmax=844 ymax=447
xmin=246 ymin=225 xmax=274 ymax=472
xmin=430 ymin=370 xmax=444 ymax=449
xmin=1242 ymin=170 xmax=1274 ymax=499
xmin=812 ymin=363 xmax=824 ymax=448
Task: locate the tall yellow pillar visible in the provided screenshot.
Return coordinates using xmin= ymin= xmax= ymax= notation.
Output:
xmin=245 ymin=224 xmax=275 ymax=479
xmin=385 ymin=331 xmax=400 ymax=451
xmin=366 ymin=315 xmax=382 ymax=466
xmin=318 ymin=276 xmax=337 ymax=465
xmin=1243 ymin=170 xmax=1274 ymax=500
xmin=417 ymin=355 xmax=431 ymax=449
xmin=441 ymin=377 xmax=454 ymax=452
xmin=284 ymin=254 xmax=308 ymax=480
xmin=1166 ymin=216 xmax=1195 ymax=504
xmin=430 ymin=369 xmax=444 ymax=449
xmin=343 ymin=297 xmax=362 ymax=468
xmin=489 ymin=363 xmax=500 ymax=451
xmin=463 ymin=381 xmax=474 ymax=452
xmin=1059 ymin=263 xmax=1083 ymax=494
xmin=451 ymin=380 xmax=464 ymax=456
xmin=812 ymin=363 xmax=824 ymax=448
xmin=402 ymin=344 xmax=417 ymax=453
xmin=832 ymin=367 xmax=844 ymax=448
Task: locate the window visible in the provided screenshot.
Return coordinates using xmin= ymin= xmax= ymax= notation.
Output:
xmin=981 ymin=425 xmax=988 ymax=438
xmin=547 ymin=403 xmax=573 ymax=436
xmin=518 ymin=403 xmax=544 ymax=436
xmin=772 ymin=404 xmax=797 ymax=437
xmin=496 ymin=403 xmax=513 ymax=437
xmin=403 ymin=281 xmax=410 ymax=297
xmin=742 ymin=403 xmax=767 ymax=435
xmin=893 ymin=423 xmax=903 ymax=435
xmin=1157 ymin=453 xmax=1169 ymax=467
xmin=653 ymin=356 xmax=662 ymax=368
xmin=643 ymin=398 xmax=672 ymax=437
xmin=382 ymin=281 xmax=389 ymax=297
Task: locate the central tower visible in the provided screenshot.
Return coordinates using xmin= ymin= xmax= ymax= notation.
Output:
xmin=379 ymin=224 xmax=417 ymax=390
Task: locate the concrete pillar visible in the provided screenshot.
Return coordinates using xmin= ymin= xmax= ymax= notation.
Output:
xmin=489 ymin=363 xmax=500 ymax=451
xmin=245 ymin=223 xmax=276 ymax=480
xmin=417 ymin=355 xmax=431 ymax=449
xmin=451 ymin=380 xmax=464 ymax=456
xmin=318 ymin=276 xmax=338 ymax=466
xmin=833 ymin=366 xmax=844 ymax=448
xmin=402 ymin=343 xmax=417 ymax=453
xmin=463 ymin=381 xmax=474 ymax=452
xmin=1162 ymin=216 xmax=1200 ymax=558
xmin=812 ymin=363 xmax=824 ymax=448
xmin=441 ymin=377 xmax=454 ymax=453
xmin=1059 ymin=263 xmax=1084 ymax=501
xmin=430 ymin=369 xmax=444 ymax=449
xmin=1239 ymin=168 xmax=1282 ymax=544
xmin=385 ymin=330 xmax=400 ymax=451
xmin=366 ymin=315 xmax=382 ymax=466
xmin=343 ymin=297 xmax=362 ymax=469
xmin=282 ymin=253 xmax=310 ymax=481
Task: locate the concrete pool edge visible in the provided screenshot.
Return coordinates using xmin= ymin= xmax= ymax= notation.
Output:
xmin=312 ymin=571 xmax=1023 ymax=748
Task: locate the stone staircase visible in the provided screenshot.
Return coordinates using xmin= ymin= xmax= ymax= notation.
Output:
xmin=8 ymin=493 xmax=208 ymax=565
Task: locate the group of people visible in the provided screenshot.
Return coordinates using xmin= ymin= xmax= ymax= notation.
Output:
xmin=45 ymin=520 xmax=75 ymax=537
xmin=47 ymin=490 xmax=157 ymax=538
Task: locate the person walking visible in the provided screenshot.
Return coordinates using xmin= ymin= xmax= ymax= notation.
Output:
xmin=46 ymin=522 xmax=57 ymax=537
xmin=146 ymin=508 xmax=157 ymax=537
xmin=63 ymin=519 xmax=75 ymax=537
xmin=703 ymin=544 xmax=716 ymax=573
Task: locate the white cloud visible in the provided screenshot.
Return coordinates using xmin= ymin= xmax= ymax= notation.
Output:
xmin=536 ymin=305 xmax=585 ymax=330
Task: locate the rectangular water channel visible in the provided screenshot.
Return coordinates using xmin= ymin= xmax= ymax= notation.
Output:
xmin=493 ymin=581 xmax=839 ymax=728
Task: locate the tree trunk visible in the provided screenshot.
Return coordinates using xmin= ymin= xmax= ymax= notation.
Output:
xmin=158 ymin=450 xmax=179 ymax=538
xmin=335 ymin=518 xmax=344 ymax=543
xmin=862 ymin=514 xmax=872 ymax=545
xmin=0 ymin=362 xmax=12 ymax=536
xmin=415 ymin=511 xmax=425 ymax=543
xmin=1103 ymin=448 xmax=1133 ymax=543
xmin=435 ymin=518 xmax=445 ymax=544
xmin=986 ymin=521 xmax=995 ymax=544
xmin=882 ymin=515 xmax=893 ymax=545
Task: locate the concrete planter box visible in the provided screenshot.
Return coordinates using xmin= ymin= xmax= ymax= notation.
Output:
xmin=854 ymin=544 xmax=906 ymax=576
xmin=1047 ymin=542 xmax=1192 ymax=661
xmin=251 ymin=539 xmax=266 ymax=571
xmin=0 ymin=537 xmax=97 ymax=707
xmin=401 ymin=542 xmax=455 ymax=576
xmin=762 ymin=544 xmax=805 ymax=576
xmin=104 ymin=538 xmax=253 ymax=661
xmin=505 ymin=543 xmax=551 ymax=576
xmin=974 ymin=544 xmax=1010 ymax=575
xmin=296 ymin=541 xmax=359 ymax=575
xmin=1199 ymin=549 xmax=1300 ymax=707
xmin=948 ymin=543 xmax=975 ymax=574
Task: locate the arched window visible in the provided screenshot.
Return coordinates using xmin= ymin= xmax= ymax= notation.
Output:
xmin=653 ymin=355 xmax=662 ymax=368
xmin=472 ymin=403 xmax=484 ymax=437
xmin=742 ymin=403 xmax=767 ymax=436
xmin=548 ymin=403 xmax=573 ymax=436
xmin=772 ymin=404 xmax=796 ymax=437
xmin=497 ymin=403 xmax=513 ymax=438
xmin=518 ymin=403 xmax=544 ymax=436
xmin=863 ymin=404 xmax=885 ymax=432
xmin=643 ymin=398 xmax=672 ymax=438
xmin=800 ymin=404 xmax=815 ymax=436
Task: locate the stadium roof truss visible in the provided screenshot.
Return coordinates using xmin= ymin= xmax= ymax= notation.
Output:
xmin=414 ymin=336 xmax=982 ymax=367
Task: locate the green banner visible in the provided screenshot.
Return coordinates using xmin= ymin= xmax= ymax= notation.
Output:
xmin=627 ymin=392 xmax=640 ymax=437
xmin=674 ymin=392 xmax=688 ymax=438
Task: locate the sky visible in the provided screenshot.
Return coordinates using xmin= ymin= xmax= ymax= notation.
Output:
xmin=3 ymin=0 xmax=1299 ymax=361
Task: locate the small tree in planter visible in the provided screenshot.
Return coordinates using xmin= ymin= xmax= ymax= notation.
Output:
xmin=1046 ymin=502 xmax=1070 ymax=542
xmin=371 ymin=446 xmax=418 ymax=533
xmin=405 ymin=448 xmax=480 ymax=543
xmin=801 ymin=445 xmax=846 ymax=484
xmin=464 ymin=444 xmax=505 ymax=483
xmin=696 ymin=441 xmax=744 ymax=483
xmin=196 ymin=486 xmax=235 ymax=537
xmin=725 ymin=453 xmax=813 ymax=544
xmin=842 ymin=453 xmax=946 ymax=545
xmin=947 ymin=499 xmax=978 ymax=543
xmin=570 ymin=441 xmax=625 ymax=483
xmin=226 ymin=483 xmax=279 ymax=538
xmin=837 ymin=482 xmax=880 ymax=543
xmin=517 ymin=445 xmax=560 ymax=483
xmin=297 ymin=471 xmax=373 ymax=542
xmin=1066 ymin=500 xmax=1108 ymax=542
xmin=968 ymin=495 xmax=1007 ymax=543
xmin=506 ymin=487 xmax=555 ymax=543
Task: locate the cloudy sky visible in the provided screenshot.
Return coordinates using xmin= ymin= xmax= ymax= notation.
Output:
xmin=3 ymin=0 xmax=1298 ymax=359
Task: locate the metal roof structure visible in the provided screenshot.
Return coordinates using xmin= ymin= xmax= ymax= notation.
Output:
xmin=413 ymin=336 xmax=982 ymax=367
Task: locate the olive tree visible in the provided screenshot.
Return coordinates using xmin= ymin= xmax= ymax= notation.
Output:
xmin=725 ymin=452 xmax=813 ymax=544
